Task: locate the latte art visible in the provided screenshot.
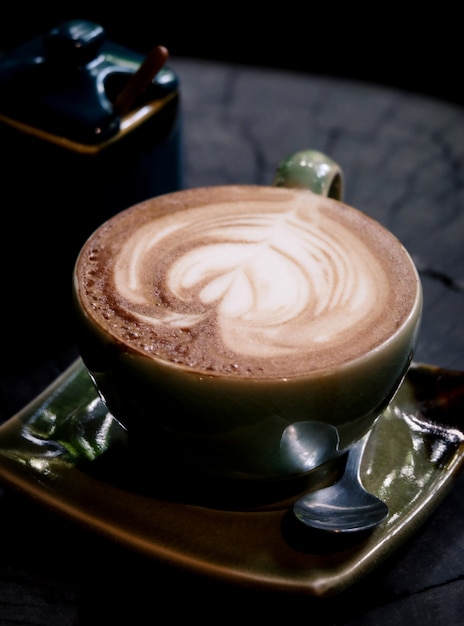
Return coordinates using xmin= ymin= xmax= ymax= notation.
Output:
xmin=115 ymin=200 xmax=383 ymax=356
xmin=75 ymin=186 xmax=419 ymax=377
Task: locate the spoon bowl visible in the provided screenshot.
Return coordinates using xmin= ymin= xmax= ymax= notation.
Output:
xmin=293 ymin=432 xmax=388 ymax=533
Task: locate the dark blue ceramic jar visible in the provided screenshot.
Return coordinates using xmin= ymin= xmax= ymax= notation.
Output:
xmin=0 ymin=19 xmax=182 ymax=364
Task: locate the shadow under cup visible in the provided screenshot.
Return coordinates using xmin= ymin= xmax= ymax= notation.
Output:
xmin=72 ymin=186 xmax=423 ymax=510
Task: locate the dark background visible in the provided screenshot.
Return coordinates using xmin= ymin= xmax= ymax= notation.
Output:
xmin=0 ymin=8 xmax=462 ymax=108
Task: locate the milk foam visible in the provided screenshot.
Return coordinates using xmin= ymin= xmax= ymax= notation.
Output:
xmin=76 ymin=187 xmax=418 ymax=377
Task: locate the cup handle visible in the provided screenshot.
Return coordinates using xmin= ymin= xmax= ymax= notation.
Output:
xmin=273 ymin=149 xmax=344 ymax=201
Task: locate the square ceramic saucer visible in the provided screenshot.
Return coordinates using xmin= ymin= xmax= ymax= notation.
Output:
xmin=0 ymin=359 xmax=464 ymax=597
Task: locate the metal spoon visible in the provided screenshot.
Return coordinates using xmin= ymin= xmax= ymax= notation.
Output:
xmin=293 ymin=432 xmax=388 ymax=533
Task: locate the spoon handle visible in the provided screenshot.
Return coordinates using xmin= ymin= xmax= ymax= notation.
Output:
xmin=343 ymin=432 xmax=370 ymax=481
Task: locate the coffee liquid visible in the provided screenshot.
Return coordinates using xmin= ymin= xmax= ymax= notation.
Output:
xmin=75 ymin=186 xmax=419 ymax=378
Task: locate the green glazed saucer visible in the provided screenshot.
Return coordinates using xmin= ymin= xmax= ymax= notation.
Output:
xmin=0 ymin=358 xmax=464 ymax=597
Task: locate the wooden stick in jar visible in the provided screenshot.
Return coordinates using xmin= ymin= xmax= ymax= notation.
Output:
xmin=113 ymin=45 xmax=169 ymax=117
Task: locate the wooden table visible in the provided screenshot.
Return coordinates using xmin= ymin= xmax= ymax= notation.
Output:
xmin=1 ymin=57 xmax=464 ymax=624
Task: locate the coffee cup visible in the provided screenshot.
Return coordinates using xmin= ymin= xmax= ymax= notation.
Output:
xmin=72 ymin=150 xmax=422 ymax=506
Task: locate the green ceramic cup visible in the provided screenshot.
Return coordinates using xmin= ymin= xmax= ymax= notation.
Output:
xmin=72 ymin=150 xmax=422 ymax=504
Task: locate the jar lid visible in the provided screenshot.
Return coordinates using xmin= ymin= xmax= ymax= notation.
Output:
xmin=0 ymin=19 xmax=178 ymax=145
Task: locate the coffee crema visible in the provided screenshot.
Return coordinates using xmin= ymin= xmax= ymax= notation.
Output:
xmin=74 ymin=186 xmax=420 ymax=378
